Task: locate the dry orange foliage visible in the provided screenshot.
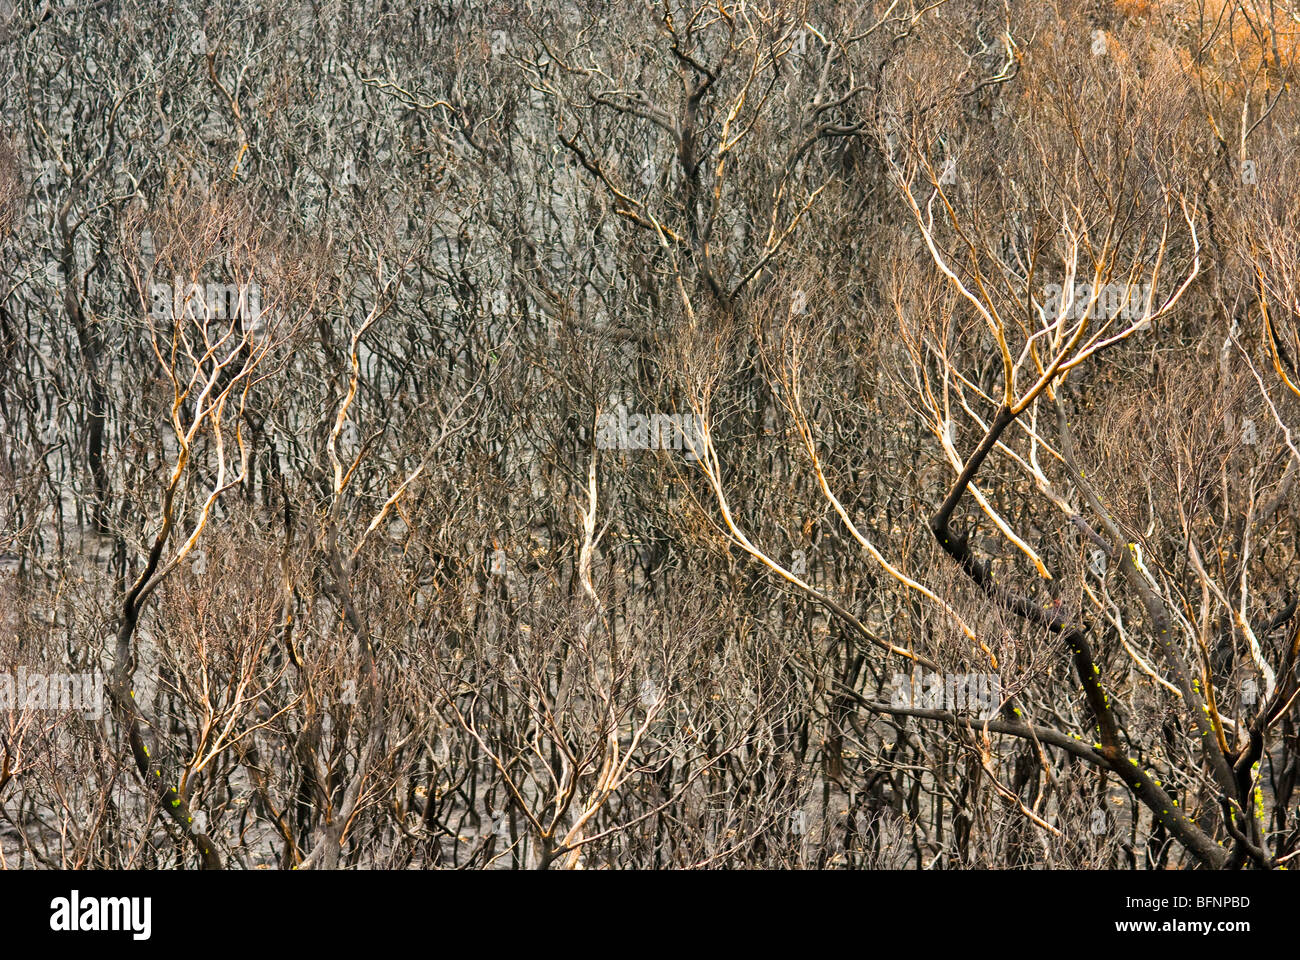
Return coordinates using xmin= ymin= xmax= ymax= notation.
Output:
xmin=1116 ymin=0 xmax=1300 ymax=86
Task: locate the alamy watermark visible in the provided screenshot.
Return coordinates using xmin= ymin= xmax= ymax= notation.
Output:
xmin=890 ymin=671 xmax=1001 ymax=719
xmin=0 ymin=667 xmax=104 ymax=719
xmin=1041 ymin=282 xmax=1151 ymax=322
xmin=149 ymin=277 xmax=266 ymax=337
xmin=50 ymin=891 xmax=151 ymax=940
xmin=595 ymin=403 xmax=704 ymax=460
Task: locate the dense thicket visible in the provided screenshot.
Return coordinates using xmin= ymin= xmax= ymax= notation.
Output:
xmin=2 ymin=0 xmax=1299 ymax=869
